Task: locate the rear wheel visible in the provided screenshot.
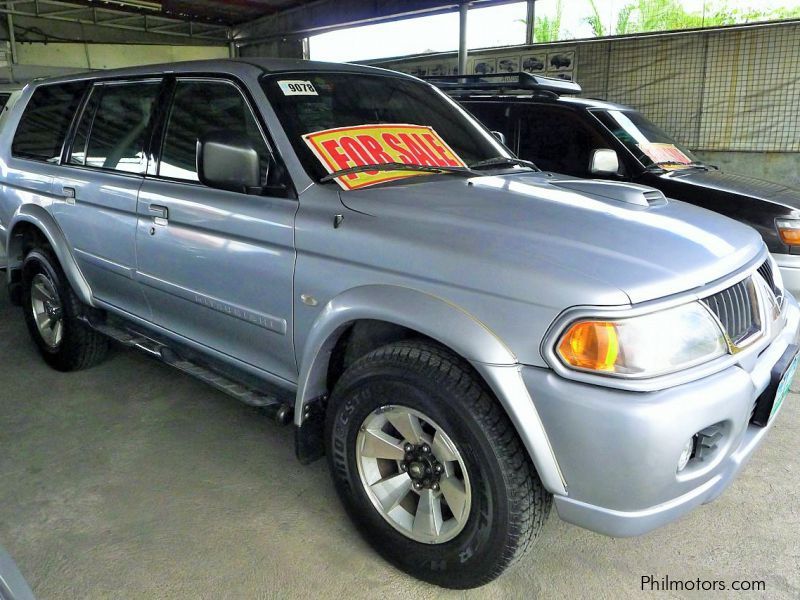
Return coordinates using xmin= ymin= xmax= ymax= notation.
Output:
xmin=325 ymin=340 xmax=551 ymax=589
xmin=21 ymin=247 xmax=108 ymax=371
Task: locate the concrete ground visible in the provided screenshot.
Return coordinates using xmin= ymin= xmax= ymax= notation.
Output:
xmin=0 ymin=289 xmax=798 ymax=600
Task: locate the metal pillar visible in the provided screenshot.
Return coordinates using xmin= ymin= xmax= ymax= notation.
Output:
xmin=525 ymin=0 xmax=536 ymax=45
xmin=6 ymin=2 xmax=17 ymax=66
xmin=458 ymin=1 xmax=468 ymax=75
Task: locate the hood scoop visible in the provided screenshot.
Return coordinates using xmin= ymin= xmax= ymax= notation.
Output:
xmin=550 ymin=179 xmax=668 ymax=208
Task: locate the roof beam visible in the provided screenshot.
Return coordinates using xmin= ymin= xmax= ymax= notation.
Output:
xmin=234 ymin=0 xmax=519 ymax=45
xmin=0 ymin=0 xmax=230 ymax=42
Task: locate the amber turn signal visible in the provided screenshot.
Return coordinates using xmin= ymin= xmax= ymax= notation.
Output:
xmin=776 ymin=219 xmax=800 ymax=246
xmin=557 ymin=321 xmax=619 ymax=372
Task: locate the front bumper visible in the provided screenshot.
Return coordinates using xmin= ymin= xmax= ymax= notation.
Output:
xmin=774 ymin=252 xmax=800 ymax=298
xmin=524 ymin=291 xmax=800 ymax=537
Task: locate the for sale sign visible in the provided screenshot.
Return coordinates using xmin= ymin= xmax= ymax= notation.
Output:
xmin=302 ymin=124 xmax=467 ymax=191
xmin=637 ymin=143 xmax=693 ymax=168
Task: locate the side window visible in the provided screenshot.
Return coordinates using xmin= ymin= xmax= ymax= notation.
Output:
xmin=12 ymin=82 xmax=88 ymax=162
xmin=76 ymin=81 xmax=161 ymax=174
xmin=159 ymin=80 xmax=271 ymax=184
xmin=518 ymin=106 xmax=610 ymax=177
xmin=464 ymin=102 xmax=514 ymax=148
xmin=69 ymin=89 xmax=101 ymax=166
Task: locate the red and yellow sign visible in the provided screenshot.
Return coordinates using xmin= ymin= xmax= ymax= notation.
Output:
xmin=638 ymin=143 xmax=693 ymax=169
xmin=302 ymin=124 xmax=467 ymax=190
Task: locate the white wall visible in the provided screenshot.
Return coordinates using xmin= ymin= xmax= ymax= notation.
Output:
xmin=14 ymin=42 xmax=229 ymax=70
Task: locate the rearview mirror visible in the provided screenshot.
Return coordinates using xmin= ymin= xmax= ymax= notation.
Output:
xmin=589 ymin=148 xmax=619 ymax=176
xmin=197 ymin=131 xmax=264 ymax=194
xmin=491 ymin=130 xmax=507 ymax=145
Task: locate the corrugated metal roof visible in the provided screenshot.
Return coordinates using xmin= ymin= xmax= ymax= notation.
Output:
xmin=72 ymin=0 xmax=317 ymax=25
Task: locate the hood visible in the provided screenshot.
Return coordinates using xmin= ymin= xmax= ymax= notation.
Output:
xmin=659 ymin=168 xmax=800 ymax=210
xmin=339 ymin=172 xmax=764 ymax=306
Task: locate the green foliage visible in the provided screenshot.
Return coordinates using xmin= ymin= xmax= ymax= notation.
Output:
xmin=585 ymin=0 xmax=606 ymax=37
xmin=587 ymin=0 xmax=800 ymax=38
xmin=534 ymin=0 xmax=563 ymax=42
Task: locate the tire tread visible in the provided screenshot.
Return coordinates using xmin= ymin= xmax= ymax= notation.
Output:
xmin=337 ymin=339 xmax=551 ymax=587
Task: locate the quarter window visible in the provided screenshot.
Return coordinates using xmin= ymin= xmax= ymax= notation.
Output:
xmin=74 ymin=81 xmax=161 ymax=174
xmin=159 ymin=80 xmax=271 ymax=183
xmin=12 ymin=82 xmax=88 ymax=162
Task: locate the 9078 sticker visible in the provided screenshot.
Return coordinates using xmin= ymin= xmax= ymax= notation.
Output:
xmin=278 ymin=80 xmax=318 ymax=96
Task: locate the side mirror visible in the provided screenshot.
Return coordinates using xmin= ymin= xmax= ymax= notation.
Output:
xmin=491 ymin=130 xmax=507 ymax=145
xmin=197 ymin=131 xmax=264 ymax=194
xmin=589 ymin=148 xmax=620 ymax=176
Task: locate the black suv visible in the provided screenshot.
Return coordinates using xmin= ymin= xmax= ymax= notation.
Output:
xmin=429 ymin=73 xmax=800 ymax=295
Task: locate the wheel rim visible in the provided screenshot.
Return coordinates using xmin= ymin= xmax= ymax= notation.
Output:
xmin=30 ymin=272 xmax=64 ymax=349
xmin=356 ymin=405 xmax=472 ymax=544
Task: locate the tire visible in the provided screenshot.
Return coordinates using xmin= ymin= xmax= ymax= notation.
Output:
xmin=325 ymin=340 xmax=551 ymax=589
xmin=21 ymin=247 xmax=109 ymax=371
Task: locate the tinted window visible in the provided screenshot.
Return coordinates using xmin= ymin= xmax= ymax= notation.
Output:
xmin=68 ymin=89 xmax=101 ymax=167
xmin=12 ymin=82 xmax=87 ymax=162
xmin=518 ymin=106 xmax=610 ymax=177
xmin=79 ymin=81 xmax=160 ymax=174
xmin=463 ymin=102 xmax=516 ymax=151
xmin=159 ymin=80 xmax=271 ymax=183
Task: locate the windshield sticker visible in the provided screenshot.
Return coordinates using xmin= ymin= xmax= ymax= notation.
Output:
xmin=278 ymin=80 xmax=318 ymax=96
xmin=637 ymin=143 xmax=692 ymax=168
xmin=302 ymin=124 xmax=467 ymax=191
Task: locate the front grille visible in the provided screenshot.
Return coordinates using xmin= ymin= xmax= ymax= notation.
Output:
xmin=756 ymin=259 xmax=782 ymax=300
xmin=703 ymin=277 xmax=761 ymax=346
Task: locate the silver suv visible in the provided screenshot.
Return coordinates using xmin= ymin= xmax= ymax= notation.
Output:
xmin=1 ymin=59 xmax=797 ymax=589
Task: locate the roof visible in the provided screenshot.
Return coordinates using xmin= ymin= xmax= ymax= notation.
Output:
xmin=27 ymin=58 xmax=410 ymax=87
xmin=67 ymin=0 xmax=318 ymax=26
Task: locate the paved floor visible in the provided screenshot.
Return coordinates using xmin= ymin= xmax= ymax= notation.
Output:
xmin=0 ymin=289 xmax=798 ymax=600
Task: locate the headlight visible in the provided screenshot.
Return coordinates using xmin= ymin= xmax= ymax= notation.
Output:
xmin=776 ymin=218 xmax=800 ymax=246
xmin=556 ymin=302 xmax=727 ymax=378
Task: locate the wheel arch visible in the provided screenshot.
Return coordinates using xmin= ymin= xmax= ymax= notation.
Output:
xmin=6 ymin=205 xmax=94 ymax=306
xmin=294 ymin=284 xmax=567 ymax=495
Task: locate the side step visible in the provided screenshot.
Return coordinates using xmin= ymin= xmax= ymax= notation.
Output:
xmin=84 ymin=318 xmax=294 ymax=425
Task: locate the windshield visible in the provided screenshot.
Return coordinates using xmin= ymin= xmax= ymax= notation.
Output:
xmin=593 ymin=109 xmax=700 ymax=170
xmin=262 ymin=72 xmax=512 ymax=184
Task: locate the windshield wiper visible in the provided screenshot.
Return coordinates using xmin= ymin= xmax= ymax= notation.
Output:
xmin=319 ymin=162 xmax=480 ymax=183
xmin=469 ymin=156 xmax=539 ymax=171
xmin=646 ymin=161 xmax=710 ymax=172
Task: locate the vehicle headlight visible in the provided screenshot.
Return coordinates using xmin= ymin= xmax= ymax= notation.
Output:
xmin=556 ymin=302 xmax=727 ymax=378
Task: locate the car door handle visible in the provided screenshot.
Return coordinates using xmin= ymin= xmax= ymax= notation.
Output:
xmin=149 ymin=204 xmax=169 ymax=219
xmin=62 ymin=187 xmax=76 ymax=205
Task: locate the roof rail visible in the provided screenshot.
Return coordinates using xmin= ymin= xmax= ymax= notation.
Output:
xmin=424 ymin=72 xmax=582 ymax=97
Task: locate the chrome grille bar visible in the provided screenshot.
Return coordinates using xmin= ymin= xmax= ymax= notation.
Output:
xmin=703 ymin=276 xmax=761 ymax=347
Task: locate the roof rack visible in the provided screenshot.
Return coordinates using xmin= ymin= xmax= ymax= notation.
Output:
xmin=424 ymin=72 xmax=582 ymax=98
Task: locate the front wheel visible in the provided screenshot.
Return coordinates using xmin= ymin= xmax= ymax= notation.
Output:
xmin=325 ymin=341 xmax=551 ymax=589
xmin=21 ymin=247 xmax=108 ymax=371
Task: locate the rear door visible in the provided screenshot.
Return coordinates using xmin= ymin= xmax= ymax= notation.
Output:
xmin=53 ymin=78 xmax=163 ymax=317
xmin=135 ymin=77 xmax=298 ymax=382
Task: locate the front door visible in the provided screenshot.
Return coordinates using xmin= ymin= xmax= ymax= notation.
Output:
xmin=135 ymin=77 xmax=298 ymax=382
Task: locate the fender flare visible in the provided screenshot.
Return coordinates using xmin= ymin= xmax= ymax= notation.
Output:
xmin=295 ymin=284 xmax=567 ymax=495
xmin=6 ymin=204 xmax=94 ymax=306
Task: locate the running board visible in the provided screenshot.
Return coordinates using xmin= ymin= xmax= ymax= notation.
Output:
xmin=82 ymin=317 xmax=294 ymax=424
